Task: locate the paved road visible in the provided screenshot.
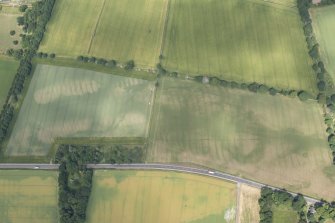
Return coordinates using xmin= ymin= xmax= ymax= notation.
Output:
xmin=0 ymin=163 xmax=59 ymax=170
xmin=87 ymin=163 xmax=320 ymax=204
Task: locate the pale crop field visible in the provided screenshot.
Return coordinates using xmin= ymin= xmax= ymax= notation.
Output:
xmin=162 ymin=0 xmax=315 ymax=92
xmin=311 ymin=5 xmax=335 ymax=81
xmin=6 ymin=64 xmax=154 ymax=156
xmin=0 ymin=170 xmax=58 ymax=223
xmin=39 ymin=0 xmax=168 ymax=68
xmin=148 ymin=78 xmax=334 ymax=199
xmin=87 ymin=170 xmax=237 ymax=223
xmin=0 ymin=58 xmax=18 ymax=106
xmin=238 ymin=184 xmax=260 ymax=223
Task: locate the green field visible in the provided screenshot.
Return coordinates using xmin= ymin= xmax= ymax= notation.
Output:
xmin=272 ymin=205 xmax=299 ymax=223
xmin=0 ymin=170 xmax=58 ymax=223
xmin=162 ymin=0 xmax=315 ymax=91
xmin=6 ymin=64 xmax=154 ymax=156
xmin=148 ymin=78 xmax=334 ymax=199
xmin=39 ymin=0 xmax=168 ymax=68
xmin=0 ymin=57 xmax=18 ymax=106
xmin=0 ymin=11 xmax=22 ymax=53
xmin=87 ymin=170 xmax=237 ymax=223
xmin=311 ymin=5 xmax=335 ymax=80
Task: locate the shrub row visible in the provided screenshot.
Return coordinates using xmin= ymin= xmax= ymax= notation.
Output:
xmin=77 ymin=55 xmax=135 ymax=70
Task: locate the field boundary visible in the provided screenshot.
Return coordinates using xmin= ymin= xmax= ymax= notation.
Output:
xmin=159 ymin=0 xmax=171 ymax=57
xmin=87 ymin=0 xmax=107 ymax=54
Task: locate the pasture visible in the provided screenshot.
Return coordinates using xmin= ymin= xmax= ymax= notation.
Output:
xmin=0 ymin=170 xmax=58 ymax=223
xmin=6 ymin=64 xmax=154 ymax=156
xmin=238 ymin=184 xmax=260 ymax=223
xmin=0 ymin=58 xmax=18 ymax=106
xmin=86 ymin=170 xmax=237 ymax=223
xmin=0 ymin=10 xmax=22 ymax=53
xmin=39 ymin=0 xmax=167 ymax=68
xmin=147 ymin=78 xmax=334 ymax=199
xmin=311 ymin=5 xmax=335 ymax=80
xmin=272 ymin=205 xmax=299 ymax=223
xmin=162 ymin=0 xmax=315 ymax=91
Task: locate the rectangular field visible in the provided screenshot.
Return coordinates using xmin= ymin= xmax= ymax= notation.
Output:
xmin=148 ymin=78 xmax=334 ymax=199
xmin=0 ymin=57 xmax=18 ymax=106
xmin=6 ymin=64 xmax=154 ymax=156
xmin=311 ymin=5 xmax=335 ymax=80
xmin=0 ymin=170 xmax=58 ymax=223
xmin=0 ymin=12 xmax=22 ymax=53
xmin=87 ymin=170 xmax=237 ymax=223
xmin=162 ymin=0 xmax=315 ymax=91
xmin=39 ymin=0 xmax=168 ymax=68
xmin=238 ymin=184 xmax=260 ymax=223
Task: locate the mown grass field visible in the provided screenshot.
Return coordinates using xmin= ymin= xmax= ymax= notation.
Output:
xmin=6 ymin=64 xmax=154 ymax=156
xmin=0 ymin=9 xmax=22 ymax=53
xmin=238 ymin=184 xmax=260 ymax=223
xmin=148 ymin=78 xmax=334 ymax=199
xmin=0 ymin=170 xmax=58 ymax=223
xmin=272 ymin=205 xmax=299 ymax=223
xmin=87 ymin=170 xmax=237 ymax=223
xmin=0 ymin=57 xmax=18 ymax=106
xmin=162 ymin=0 xmax=315 ymax=92
xmin=311 ymin=5 xmax=335 ymax=81
xmin=39 ymin=0 xmax=167 ymax=68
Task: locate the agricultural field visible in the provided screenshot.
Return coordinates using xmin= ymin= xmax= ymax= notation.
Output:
xmin=0 ymin=7 xmax=22 ymax=53
xmin=272 ymin=205 xmax=299 ymax=223
xmin=311 ymin=5 xmax=335 ymax=80
xmin=0 ymin=170 xmax=58 ymax=223
xmin=0 ymin=57 xmax=18 ymax=106
xmin=147 ymin=78 xmax=334 ymax=199
xmin=86 ymin=170 xmax=237 ymax=223
xmin=39 ymin=0 xmax=168 ymax=68
xmin=238 ymin=184 xmax=260 ymax=223
xmin=162 ymin=0 xmax=315 ymax=92
xmin=6 ymin=64 xmax=154 ymax=156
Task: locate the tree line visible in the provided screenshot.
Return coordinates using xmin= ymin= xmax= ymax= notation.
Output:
xmin=55 ymin=144 xmax=144 ymax=223
xmin=77 ymin=55 xmax=135 ymax=70
xmin=297 ymin=0 xmax=335 ymax=163
xmin=0 ymin=0 xmax=55 ymax=155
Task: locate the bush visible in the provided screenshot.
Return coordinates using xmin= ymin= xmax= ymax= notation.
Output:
xmin=317 ymin=81 xmax=326 ymax=91
xmin=77 ymin=55 xmax=84 ymax=61
xmin=269 ymin=88 xmax=278 ymax=96
xmin=9 ymin=30 xmax=16 ymax=36
xmin=298 ymin=91 xmax=313 ymax=101
xmin=13 ymin=40 xmax=19 ymax=45
xmin=19 ymin=5 xmax=28 ymax=12
xmin=49 ymin=53 xmax=56 ymax=59
xmin=88 ymin=56 xmax=96 ymax=63
xmin=125 ymin=60 xmax=135 ymax=70
xmin=106 ymin=60 xmax=117 ymax=67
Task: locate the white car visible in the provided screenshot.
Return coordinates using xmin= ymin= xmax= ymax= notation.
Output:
xmin=208 ymin=170 xmax=215 ymax=174
xmin=34 ymin=166 xmax=40 ymax=169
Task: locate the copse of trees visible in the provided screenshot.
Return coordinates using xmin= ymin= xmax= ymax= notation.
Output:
xmin=104 ymin=145 xmax=143 ymax=164
xmin=258 ymin=187 xmax=308 ymax=223
xmin=55 ymin=145 xmax=103 ymax=223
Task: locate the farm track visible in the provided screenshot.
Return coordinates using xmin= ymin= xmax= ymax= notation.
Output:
xmin=87 ymin=0 xmax=106 ymax=54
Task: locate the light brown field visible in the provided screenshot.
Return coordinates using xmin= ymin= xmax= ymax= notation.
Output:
xmin=238 ymin=184 xmax=260 ymax=223
xmin=87 ymin=170 xmax=237 ymax=223
xmin=0 ymin=170 xmax=58 ymax=223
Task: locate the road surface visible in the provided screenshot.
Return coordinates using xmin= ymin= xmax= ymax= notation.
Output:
xmin=0 ymin=163 xmax=59 ymax=170
xmin=87 ymin=163 xmax=320 ymax=204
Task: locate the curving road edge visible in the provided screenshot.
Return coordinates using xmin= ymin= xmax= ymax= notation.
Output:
xmin=87 ymin=163 xmax=320 ymax=204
